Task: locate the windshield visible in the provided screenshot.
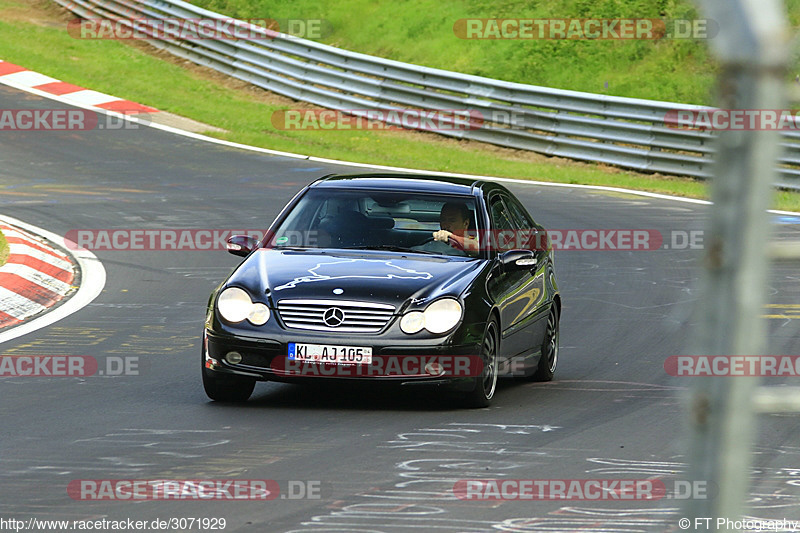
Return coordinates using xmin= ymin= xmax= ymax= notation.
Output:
xmin=266 ymin=188 xmax=481 ymax=258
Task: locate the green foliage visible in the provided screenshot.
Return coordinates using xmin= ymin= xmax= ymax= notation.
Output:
xmin=190 ymin=0 xmax=725 ymax=103
xmin=1 ymin=0 xmax=800 ymax=210
xmin=0 ymin=230 xmax=7 ymax=267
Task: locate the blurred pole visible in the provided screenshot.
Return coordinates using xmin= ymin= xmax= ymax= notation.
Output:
xmin=685 ymin=0 xmax=789 ymax=527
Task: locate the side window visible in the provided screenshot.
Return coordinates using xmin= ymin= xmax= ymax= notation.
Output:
xmin=505 ymin=196 xmax=547 ymax=252
xmin=489 ymin=195 xmax=518 ymax=254
xmin=505 ymin=196 xmax=534 ymax=230
xmin=491 ymin=194 xmax=544 ymax=253
xmin=489 ymin=195 xmax=515 ymax=231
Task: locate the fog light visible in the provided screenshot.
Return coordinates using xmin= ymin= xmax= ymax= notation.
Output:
xmin=225 ymin=351 xmax=243 ymax=364
xmin=425 ymin=362 xmax=444 ymax=376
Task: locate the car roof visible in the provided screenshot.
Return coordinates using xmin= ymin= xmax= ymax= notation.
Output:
xmin=310 ymin=173 xmax=501 ymax=196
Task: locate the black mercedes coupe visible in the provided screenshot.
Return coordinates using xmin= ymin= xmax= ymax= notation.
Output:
xmin=202 ymin=173 xmax=561 ymax=407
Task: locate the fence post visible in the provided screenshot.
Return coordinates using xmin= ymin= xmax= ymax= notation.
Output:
xmin=684 ymin=0 xmax=789 ymax=527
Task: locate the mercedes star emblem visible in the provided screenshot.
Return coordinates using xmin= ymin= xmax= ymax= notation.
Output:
xmin=323 ymin=307 xmax=345 ymax=327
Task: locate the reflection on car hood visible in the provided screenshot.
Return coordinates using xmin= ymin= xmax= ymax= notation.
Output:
xmin=229 ymin=249 xmax=486 ymax=308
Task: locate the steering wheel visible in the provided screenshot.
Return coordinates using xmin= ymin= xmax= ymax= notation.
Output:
xmin=418 ymin=235 xmax=466 ymax=253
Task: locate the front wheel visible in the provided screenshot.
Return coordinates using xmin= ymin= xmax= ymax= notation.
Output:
xmin=532 ymin=306 xmax=559 ymax=381
xmin=463 ymin=318 xmax=499 ymax=408
xmin=203 ymin=369 xmax=255 ymax=402
xmin=202 ymin=349 xmax=255 ymax=402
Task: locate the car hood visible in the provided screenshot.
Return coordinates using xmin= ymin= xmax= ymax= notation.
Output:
xmin=228 ymin=249 xmax=487 ymax=309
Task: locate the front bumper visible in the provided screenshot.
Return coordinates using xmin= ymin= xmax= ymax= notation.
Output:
xmin=203 ymin=325 xmax=484 ymax=391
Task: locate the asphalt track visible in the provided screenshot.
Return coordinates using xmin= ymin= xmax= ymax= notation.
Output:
xmin=1 ymin=84 xmax=799 ymax=532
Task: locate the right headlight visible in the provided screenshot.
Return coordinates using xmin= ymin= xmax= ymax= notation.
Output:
xmin=400 ymin=298 xmax=462 ymax=335
xmin=248 ymin=303 xmax=270 ymax=326
xmin=217 ymin=287 xmax=270 ymax=325
xmin=399 ymin=311 xmax=425 ymax=334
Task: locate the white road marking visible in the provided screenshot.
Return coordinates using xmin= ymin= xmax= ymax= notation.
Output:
xmin=0 ymin=215 xmax=106 ymax=345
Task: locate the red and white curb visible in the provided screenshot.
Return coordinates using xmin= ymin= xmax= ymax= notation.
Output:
xmin=0 ymin=60 xmax=157 ymax=114
xmin=0 ymin=215 xmax=106 ymax=345
xmin=0 ymin=222 xmax=77 ymax=328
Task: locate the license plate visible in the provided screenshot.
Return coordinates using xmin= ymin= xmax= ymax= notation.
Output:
xmin=288 ymin=343 xmax=372 ymax=364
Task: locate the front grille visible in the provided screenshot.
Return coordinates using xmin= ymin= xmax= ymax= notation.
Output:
xmin=277 ymin=299 xmax=396 ymax=333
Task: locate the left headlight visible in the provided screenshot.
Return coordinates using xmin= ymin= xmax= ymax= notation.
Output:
xmin=400 ymin=298 xmax=462 ymax=335
xmin=217 ymin=287 xmax=271 ymax=326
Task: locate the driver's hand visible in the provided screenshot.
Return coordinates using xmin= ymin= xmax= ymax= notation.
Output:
xmin=433 ymin=229 xmax=453 ymax=243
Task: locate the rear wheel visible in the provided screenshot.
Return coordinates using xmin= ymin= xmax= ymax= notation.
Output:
xmin=463 ymin=318 xmax=499 ymax=408
xmin=202 ymin=349 xmax=255 ymax=402
xmin=532 ymin=307 xmax=559 ymax=381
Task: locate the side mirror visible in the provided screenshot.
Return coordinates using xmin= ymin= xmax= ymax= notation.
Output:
xmin=227 ymin=235 xmax=260 ymax=257
xmin=500 ymin=249 xmax=537 ymax=269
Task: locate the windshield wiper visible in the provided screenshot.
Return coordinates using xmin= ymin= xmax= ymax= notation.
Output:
xmin=271 ymin=246 xmax=317 ymax=252
xmin=358 ymin=245 xmax=440 ymax=255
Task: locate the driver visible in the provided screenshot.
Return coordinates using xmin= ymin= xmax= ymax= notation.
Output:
xmin=426 ymin=202 xmax=479 ymax=255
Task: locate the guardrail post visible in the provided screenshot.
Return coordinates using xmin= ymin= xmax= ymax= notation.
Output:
xmin=685 ymin=0 xmax=789 ymax=527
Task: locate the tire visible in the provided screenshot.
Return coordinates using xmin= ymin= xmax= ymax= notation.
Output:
xmin=202 ymin=350 xmax=255 ymax=402
xmin=532 ymin=307 xmax=559 ymax=382
xmin=463 ymin=318 xmax=499 ymax=408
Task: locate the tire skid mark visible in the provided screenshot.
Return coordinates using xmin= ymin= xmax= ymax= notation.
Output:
xmin=291 ymin=423 xmax=561 ymax=533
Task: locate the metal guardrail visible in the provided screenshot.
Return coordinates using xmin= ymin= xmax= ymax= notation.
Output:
xmin=53 ymin=0 xmax=800 ymax=188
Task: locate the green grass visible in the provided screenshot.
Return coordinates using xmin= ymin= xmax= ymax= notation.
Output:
xmin=190 ymin=0 xmax=800 ymax=106
xmin=192 ymin=0 xmax=717 ymax=103
xmin=1 ymin=0 xmax=799 ymax=211
xmin=0 ymin=230 xmax=8 ymax=267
